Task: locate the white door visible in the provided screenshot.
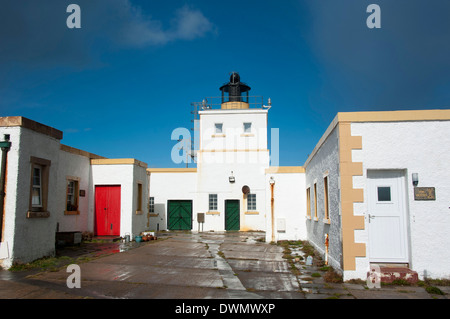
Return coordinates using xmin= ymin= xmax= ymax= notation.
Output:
xmin=367 ymin=170 xmax=409 ymax=263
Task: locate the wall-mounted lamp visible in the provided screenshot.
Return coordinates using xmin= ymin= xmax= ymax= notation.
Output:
xmin=229 ymin=171 xmax=235 ymax=183
xmin=412 ymin=173 xmax=419 ymax=187
xmin=269 ymin=176 xmax=275 ymax=185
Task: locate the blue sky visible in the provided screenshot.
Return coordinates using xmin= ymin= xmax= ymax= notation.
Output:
xmin=1 ymin=0 xmax=449 ymax=168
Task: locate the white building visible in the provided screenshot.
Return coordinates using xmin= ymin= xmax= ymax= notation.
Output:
xmin=0 ymin=117 xmax=149 ymax=268
xmin=304 ymin=110 xmax=450 ymax=281
xmin=1 ymin=73 xmax=450 ymax=283
xmin=148 ymin=73 xmax=306 ymax=242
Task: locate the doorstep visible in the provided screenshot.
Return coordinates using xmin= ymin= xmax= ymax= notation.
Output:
xmin=371 ymin=264 xmax=419 ymax=284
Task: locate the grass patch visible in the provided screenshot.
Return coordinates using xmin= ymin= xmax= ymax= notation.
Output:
xmin=425 ymin=286 xmax=444 ymax=295
xmin=9 ymin=255 xmax=76 ymax=272
xmin=323 ymin=268 xmax=343 ymax=283
xmin=311 ymin=272 xmax=321 ymax=278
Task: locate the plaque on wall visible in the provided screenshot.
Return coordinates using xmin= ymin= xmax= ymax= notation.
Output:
xmin=414 ymin=187 xmax=436 ymax=201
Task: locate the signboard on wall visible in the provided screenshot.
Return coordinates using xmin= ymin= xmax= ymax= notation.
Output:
xmin=414 ymin=187 xmax=436 ymax=201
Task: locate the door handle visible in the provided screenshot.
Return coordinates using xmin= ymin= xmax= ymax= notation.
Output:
xmin=368 ymin=214 xmax=375 ymax=223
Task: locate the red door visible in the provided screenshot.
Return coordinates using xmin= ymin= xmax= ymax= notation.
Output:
xmin=95 ymin=185 xmax=121 ymax=236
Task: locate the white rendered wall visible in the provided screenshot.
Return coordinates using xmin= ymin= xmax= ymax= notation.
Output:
xmin=90 ymin=164 xmax=147 ymax=238
xmin=0 ymin=126 xmax=61 ymax=268
xmin=148 ymin=172 xmax=197 ymax=231
xmin=55 ymin=150 xmax=91 ymax=232
xmin=304 ymin=127 xmax=342 ymax=272
xmin=350 ymin=120 xmax=450 ymax=280
xmin=196 ymin=108 xmax=270 ymax=231
xmin=264 ymin=172 xmax=307 ymax=243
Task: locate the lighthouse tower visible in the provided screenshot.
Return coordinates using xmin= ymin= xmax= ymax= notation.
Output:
xmin=195 ymin=72 xmax=271 ymax=231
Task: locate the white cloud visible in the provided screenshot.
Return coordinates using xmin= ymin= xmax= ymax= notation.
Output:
xmin=116 ymin=3 xmax=215 ymax=47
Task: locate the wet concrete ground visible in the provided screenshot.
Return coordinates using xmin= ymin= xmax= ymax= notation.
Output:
xmin=0 ymin=231 xmax=448 ymax=300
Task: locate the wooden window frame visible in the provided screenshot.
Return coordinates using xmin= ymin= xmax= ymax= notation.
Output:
xmin=65 ymin=176 xmax=80 ymax=215
xmin=136 ymin=182 xmax=143 ymax=214
xmin=313 ymin=182 xmax=318 ymax=221
xmin=323 ymin=174 xmax=330 ymax=224
xmin=28 ymin=156 xmax=51 ymax=218
xmin=306 ymin=186 xmax=311 ymax=219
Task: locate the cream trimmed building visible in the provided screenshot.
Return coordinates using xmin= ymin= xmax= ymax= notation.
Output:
xmin=1 ymin=74 xmax=450 ymax=283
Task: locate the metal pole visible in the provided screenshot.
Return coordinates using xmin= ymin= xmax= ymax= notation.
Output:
xmin=271 ymin=183 xmax=275 ymax=242
xmin=0 ymin=134 xmax=11 ymax=241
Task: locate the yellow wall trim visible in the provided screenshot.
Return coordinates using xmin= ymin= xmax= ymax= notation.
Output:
xmin=0 ymin=116 xmax=63 ymax=140
xmin=338 ymin=122 xmax=365 ymax=271
xmin=61 ymin=144 xmax=106 ymax=160
xmin=265 ymin=166 xmax=305 ymax=174
xmin=338 ymin=109 xmax=450 ymax=123
xmin=305 ymin=109 xmax=450 ymax=168
xmin=91 ymin=158 xmax=148 ymax=168
xmin=199 ymin=149 xmax=269 ymax=153
xmin=147 ymin=168 xmax=197 ymax=173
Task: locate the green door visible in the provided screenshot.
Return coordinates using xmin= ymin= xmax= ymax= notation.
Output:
xmin=225 ymin=200 xmax=240 ymax=231
xmin=168 ymin=200 xmax=192 ymax=230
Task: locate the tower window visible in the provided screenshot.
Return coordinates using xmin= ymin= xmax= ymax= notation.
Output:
xmin=243 ymin=122 xmax=252 ymax=133
xmin=215 ymin=123 xmax=223 ymax=134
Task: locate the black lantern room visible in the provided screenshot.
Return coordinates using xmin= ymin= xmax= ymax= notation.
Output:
xmin=219 ymin=72 xmax=251 ymax=103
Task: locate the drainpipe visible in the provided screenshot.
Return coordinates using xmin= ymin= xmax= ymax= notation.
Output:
xmin=269 ymin=177 xmax=275 ymax=242
xmin=0 ymin=134 xmax=11 ymax=241
xmin=324 ymin=233 xmax=329 ymax=265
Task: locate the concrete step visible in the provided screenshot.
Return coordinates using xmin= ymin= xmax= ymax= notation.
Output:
xmin=378 ymin=266 xmax=419 ymax=284
xmin=93 ymin=236 xmax=122 ymax=242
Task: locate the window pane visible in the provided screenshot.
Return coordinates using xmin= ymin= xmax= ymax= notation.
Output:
xmin=215 ymin=123 xmax=223 ymax=134
xmin=209 ymin=194 xmax=217 ymax=211
xmin=33 ymin=167 xmax=41 ymax=186
xmin=149 ymin=197 xmax=155 ymax=213
xmin=244 ymin=122 xmax=252 ymax=133
xmin=247 ymin=194 xmax=256 ymax=211
xmin=377 ymin=187 xmax=391 ymax=201
xmin=32 ymin=187 xmax=41 ymax=206
xmin=66 ymin=180 xmax=78 ymax=210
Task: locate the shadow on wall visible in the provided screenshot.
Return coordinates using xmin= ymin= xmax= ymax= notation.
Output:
xmin=153 ymin=203 xmax=166 ymax=231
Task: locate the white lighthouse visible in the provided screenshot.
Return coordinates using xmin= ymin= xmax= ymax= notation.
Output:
xmin=148 ymin=73 xmax=306 ymax=239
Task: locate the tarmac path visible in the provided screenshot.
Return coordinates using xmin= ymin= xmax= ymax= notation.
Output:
xmin=0 ymin=231 xmax=448 ymax=301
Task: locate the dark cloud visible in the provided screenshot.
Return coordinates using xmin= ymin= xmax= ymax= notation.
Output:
xmin=305 ymin=0 xmax=450 ymax=111
xmin=0 ymin=0 xmax=215 ymax=69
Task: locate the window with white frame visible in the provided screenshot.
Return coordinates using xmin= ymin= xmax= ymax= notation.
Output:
xmin=32 ymin=165 xmax=43 ymax=208
xmin=149 ymin=197 xmax=155 ymax=213
xmin=209 ymin=194 xmax=218 ymax=211
xmin=215 ymin=123 xmax=223 ymax=134
xmin=243 ymin=122 xmax=252 ymax=133
xmin=247 ymin=193 xmax=257 ymax=211
xmin=29 ymin=156 xmax=51 ymax=216
xmin=66 ymin=179 xmax=79 ymax=212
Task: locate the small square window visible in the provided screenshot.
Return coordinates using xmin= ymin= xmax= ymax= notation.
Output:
xmin=247 ymin=193 xmax=257 ymax=211
xmin=215 ymin=123 xmax=223 ymax=134
xmin=209 ymin=194 xmax=218 ymax=211
xmin=243 ymin=122 xmax=252 ymax=133
xmin=377 ymin=187 xmax=391 ymax=202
